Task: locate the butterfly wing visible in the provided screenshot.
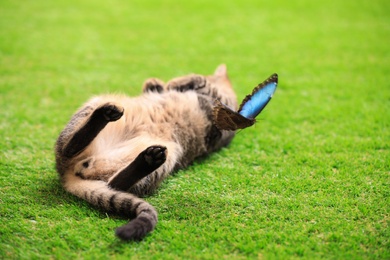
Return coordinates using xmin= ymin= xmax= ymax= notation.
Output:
xmin=213 ymin=100 xmax=255 ymax=131
xmin=238 ymin=73 xmax=278 ymax=119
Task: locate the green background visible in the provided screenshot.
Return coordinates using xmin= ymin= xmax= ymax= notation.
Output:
xmin=1 ymin=0 xmax=389 ymax=259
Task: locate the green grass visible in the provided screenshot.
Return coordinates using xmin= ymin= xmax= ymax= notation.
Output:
xmin=1 ymin=0 xmax=389 ymax=259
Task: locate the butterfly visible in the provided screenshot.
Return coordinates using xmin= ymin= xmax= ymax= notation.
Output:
xmin=213 ymin=73 xmax=278 ymax=131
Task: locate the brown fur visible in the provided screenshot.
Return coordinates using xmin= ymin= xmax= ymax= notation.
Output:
xmin=55 ymin=64 xmax=237 ymax=240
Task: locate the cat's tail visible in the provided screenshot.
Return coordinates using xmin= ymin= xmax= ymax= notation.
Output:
xmin=62 ymin=174 xmax=157 ymax=241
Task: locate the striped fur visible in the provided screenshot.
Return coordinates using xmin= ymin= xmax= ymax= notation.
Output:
xmin=55 ymin=64 xmax=237 ymax=240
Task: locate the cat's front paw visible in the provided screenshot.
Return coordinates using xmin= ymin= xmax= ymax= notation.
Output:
xmin=143 ymin=78 xmax=165 ymax=93
xmin=97 ymin=103 xmax=124 ymax=122
xmin=166 ymin=74 xmax=207 ymax=92
xmin=144 ymin=145 xmax=167 ymax=168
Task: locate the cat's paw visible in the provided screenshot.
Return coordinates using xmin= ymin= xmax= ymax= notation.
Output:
xmin=166 ymin=74 xmax=207 ymax=92
xmin=142 ymin=78 xmax=165 ymax=93
xmin=98 ymin=103 xmax=124 ymax=122
xmin=144 ymin=145 xmax=167 ymax=168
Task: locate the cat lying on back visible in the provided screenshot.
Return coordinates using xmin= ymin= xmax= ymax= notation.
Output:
xmin=55 ymin=64 xmax=237 ymax=240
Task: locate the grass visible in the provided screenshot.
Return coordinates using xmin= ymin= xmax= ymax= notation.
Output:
xmin=0 ymin=0 xmax=389 ymax=259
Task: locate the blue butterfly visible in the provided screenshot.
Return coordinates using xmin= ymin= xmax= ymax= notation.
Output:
xmin=213 ymin=73 xmax=277 ymax=131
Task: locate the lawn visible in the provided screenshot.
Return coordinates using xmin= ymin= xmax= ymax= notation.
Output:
xmin=0 ymin=0 xmax=389 ymax=259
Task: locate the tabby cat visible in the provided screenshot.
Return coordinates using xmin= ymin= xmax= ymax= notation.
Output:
xmin=55 ymin=64 xmax=237 ymax=240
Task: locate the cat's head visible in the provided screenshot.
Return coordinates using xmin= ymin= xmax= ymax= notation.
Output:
xmin=207 ymin=64 xmax=230 ymax=84
xmin=207 ymin=64 xmax=237 ymax=108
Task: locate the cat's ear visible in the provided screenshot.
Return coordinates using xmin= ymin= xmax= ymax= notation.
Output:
xmin=214 ymin=64 xmax=227 ymax=77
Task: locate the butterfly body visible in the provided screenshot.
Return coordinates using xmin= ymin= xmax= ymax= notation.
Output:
xmin=213 ymin=73 xmax=277 ymax=131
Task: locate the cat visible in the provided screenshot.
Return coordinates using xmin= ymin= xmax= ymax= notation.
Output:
xmin=55 ymin=64 xmax=238 ymax=241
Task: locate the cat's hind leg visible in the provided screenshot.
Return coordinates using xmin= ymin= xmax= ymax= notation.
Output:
xmin=108 ymin=145 xmax=167 ymax=191
xmin=56 ymin=102 xmax=124 ymax=159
